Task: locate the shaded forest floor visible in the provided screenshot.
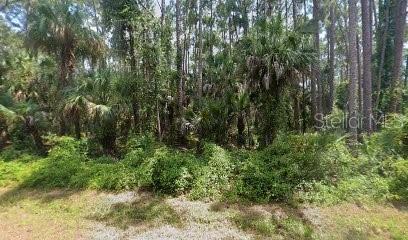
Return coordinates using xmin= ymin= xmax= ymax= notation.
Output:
xmin=1 ymin=187 xmax=408 ymax=240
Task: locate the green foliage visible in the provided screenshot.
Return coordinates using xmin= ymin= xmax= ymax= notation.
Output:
xmin=233 ymin=213 xmax=276 ymax=236
xmin=190 ymin=143 xmax=234 ymax=200
xmin=364 ymin=114 xmax=408 ymax=159
xmin=236 ymin=133 xmax=353 ymax=201
xmin=335 ymin=81 xmax=348 ymax=111
xmin=1 ymin=127 xmax=408 ymax=204
xmin=0 ymin=136 xmax=137 ymax=190
xmin=151 ymin=148 xmax=198 ymax=194
xmin=390 ymin=160 xmax=408 ymax=200
xmin=232 ymin=209 xmax=313 ymax=239
xmin=297 ymin=176 xmax=391 ymax=204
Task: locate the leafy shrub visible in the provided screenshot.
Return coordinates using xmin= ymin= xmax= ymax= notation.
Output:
xmin=7 ymin=136 xmax=140 ymax=190
xmin=21 ymin=137 xmax=86 ymax=188
xmin=364 ymin=114 xmax=408 ymax=159
xmin=0 ymin=130 xmax=405 ymax=205
xmin=0 ymin=159 xmax=42 ymax=187
xmin=151 ymin=148 xmax=198 ymax=194
xmin=190 ymin=143 xmax=234 ymax=200
xmin=390 ymin=160 xmax=408 ymax=200
xmin=236 ymin=133 xmax=353 ymax=201
xmin=126 ymin=134 xmax=158 ymax=154
xmin=77 ymin=163 xmax=139 ymax=190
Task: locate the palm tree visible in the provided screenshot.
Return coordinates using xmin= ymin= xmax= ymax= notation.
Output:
xmin=26 ymin=0 xmax=104 ymax=135
xmin=233 ymin=83 xmax=250 ymax=147
xmin=63 ymin=95 xmax=88 ymax=139
xmin=246 ymin=21 xmax=315 ymax=145
xmin=26 ymin=0 xmax=104 ymax=88
xmin=0 ymin=103 xmax=47 ymax=155
xmin=63 ymin=92 xmax=118 ymax=154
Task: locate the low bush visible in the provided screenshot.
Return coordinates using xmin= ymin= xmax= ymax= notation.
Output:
xmin=296 ymin=175 xmax=391 ymax=204
xmin=389 ymin=160 xmax=408 ymax=200
xmin=190 ymin=143 xmax=234 ymax=200
xmin=151 ymin=148 xmax=199 ymax=194
xmin=1 ymin=127 xmax=407 ymax=204
xmin=236 ymin=133 xmax=353 ymax=201
xmin=364 ymin=114 xmax=408 ymax=159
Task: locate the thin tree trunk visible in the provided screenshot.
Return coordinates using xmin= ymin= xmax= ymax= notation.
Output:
xmin=161 ymin=0 xmax=165 ymax=24
xmin=371 ymin=0 xmax=378 ymax=33
xmin=357 ymin=34 xmax=363 ymax=114
xmin=156 ymin=100 xmax=162 ymax=141
xmin=348 ymin=0 xmax=359 ymax=142
xmin=374 ymin=0 xmax=390 ymax=111
xmin=292 ymin=0 xmax=297 ymax=28
xmin=128 ymin=25 xmax=140 ymax=133
xmin=176 ymin=0 xmax=183 ymax=113
xmin=293 ymin=90 xmax=300 ymax=132
xmin=26 ymin=117 xmax=46 ymax=156
xmin=132 ymin=99 xmax=140 ymax=133
xmin=74 ymin=114 xmax=81 ymax=140
xmin=196 ymin=0 xmax=204 ymax=99
xmin=405 ymin=55 xmax=408 ymax=87
xmin=361 ymin=0 xmax=373 ymax=133
xmin=389 ymin=0 xmax=408 ymax=112
xmin=312 ymin=0 xmax=322 ymax=128
xmin=328 ymin=2 xmax=335 ymax=113
xmin=237 ymin=113 xmax=245 ymax=147
xmin=59 ymin=115 xmax=67 ymax=136
xmin=291 ymin=0 xmax=300 ymax=130
xmin=302 ymin=75 xmax=307 ymax=133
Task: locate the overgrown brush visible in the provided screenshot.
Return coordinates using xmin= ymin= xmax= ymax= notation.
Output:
xmin=1 ymin=126 xmax=408 ymax=204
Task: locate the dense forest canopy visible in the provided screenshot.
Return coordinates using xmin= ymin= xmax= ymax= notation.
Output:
xmin=0 ymin=0 xmax=407 ymax=153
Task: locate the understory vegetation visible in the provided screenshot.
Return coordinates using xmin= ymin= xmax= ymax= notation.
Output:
xmin=1 ymin=113 xmax=408 ymax=205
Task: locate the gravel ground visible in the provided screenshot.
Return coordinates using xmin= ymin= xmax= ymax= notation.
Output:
xmin=87 ymin=193 xmax=252 ymax=240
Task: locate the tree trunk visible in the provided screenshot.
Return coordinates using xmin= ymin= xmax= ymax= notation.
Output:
xmin=237 ymin=112 xmax=245 ymax=147
xmin=156 ymin=100 xmax=162 ymax=141
xmin=371 ymin=0 xmax=378 ymax=32
xmin=348 ymin=0 xmax=359 ymax=142
xmin=389 ymin=0 xmax=408 ymax=112
xmin=25 ymin=117 xmax=46 ymax=156
xmin=196 ymin=0 xmax=204 ymax=99
xmin=374 ymin=0 xmax=390 ymax=111
xmin=74 ymin=113 xmax=81 ymax=140
xmin=128 ymin=25 xmax=137 ymax=72
xmin=293 ymin=89 xmax=301 ymax=132
xmin=405 ymin=55 xmax=408 ymax=87
xmin=292 ymin=0 xmax=297 ymax=28
xmin=357 ymin=34 xmax=363 ymax=114
xmin=161 ymin=0 xmax=165 ymax=25
xmin=132 ymin=99 xmax=140 ymax=133
xmin=328 ymin=2 xmax=335 ymax=113
xmin=302 ymin=75 xmax=307 ymax=133
xmin=59 ymin=116 xmax=67 ymax=136
xmin=312 ymin=0 xmax=322 ymax=128
xmin=361 ymin=0 xmax=373 ymax=133
xmin=176 ymin=0 xmax=184 ymax=113
xmin=127 ymin=25 xmax=141 ymax=134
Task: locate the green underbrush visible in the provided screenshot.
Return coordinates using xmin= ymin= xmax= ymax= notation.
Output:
xmin=1 ymin=115 xmax=408 ymax=205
